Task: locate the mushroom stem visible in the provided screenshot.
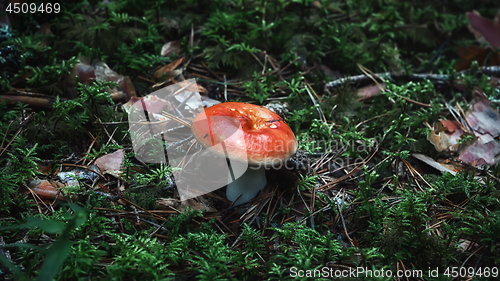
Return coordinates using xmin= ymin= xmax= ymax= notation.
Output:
xmin=226 ymin=166 xmax=267 ymax=206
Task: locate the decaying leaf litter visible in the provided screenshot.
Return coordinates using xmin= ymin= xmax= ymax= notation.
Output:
xmin=1 ymin=1 xmax=500 ymax=280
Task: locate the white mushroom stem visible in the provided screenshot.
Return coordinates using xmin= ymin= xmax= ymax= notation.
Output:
xmin=226 ymin=166 xmax=267 ymax=206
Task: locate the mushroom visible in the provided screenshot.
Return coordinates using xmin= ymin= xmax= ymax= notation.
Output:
xmin=191 ymin=102 xmax=297 ymax=206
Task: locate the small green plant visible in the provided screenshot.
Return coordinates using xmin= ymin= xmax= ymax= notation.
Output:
xmin=457 ymin=61 xmax=500 ymax=100
xmin=26 ymin=57 xmax=79 ymax=87
xmin=378 ymin=190 xmax=446 ymax=266
xmin=84 ymin=143 xmax=124 ymax=160
xmin=130 ymin=164 xmax=172 ymax=187
xmin=105 ymin=233 xmax=173 ymax=280
xmin=50 ymin=80 xmax=116 ymax=134
xmin=242 ymin=72 xmax=275 ymax=104
xmin=269 ymin=222 xmax=343 ymax=270
xmin=0 ymin=141 xmax=40 ymax=213
xmin=458 ymin=133 xmax=475 ymax=144
xmin=297 ymin=174 xmax=319 ymax=192
xmin=286 ymin=107 xmax=316 ymax=134
xmin=0 ymin=204 xmax=88 ymax=281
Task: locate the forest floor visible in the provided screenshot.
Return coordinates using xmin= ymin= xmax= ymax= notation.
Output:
xmin=1 ymin=1 xmax=500 ymax=280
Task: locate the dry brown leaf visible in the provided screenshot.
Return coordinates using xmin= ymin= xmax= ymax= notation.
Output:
xmin=455 ymin=45 xmax=500 ymax=71
xmin=357 ymin=83 xmax=385 ymax=98
xmin=197 ymin=84 xmax=208 ymax=94
xmin=428 ymin=93 xmax=500 ymax=166
xmin=465 ymin=92 xmax=500 ymax=137
xmin=467 ymin=10 xmax=500 ymax=49
xmin=458 ymin=140 xmax=500 ymax=166
xmin=455 ymin=239 xmax=480 ymax=252
xmin=455 ymin=10 xmax=500 ymax=71
xmin=95 ymin=149 xmax=125 ymax=174
xmin=427 ymin=120 xmax=463 ymax=152
xmin=27 ymin=178 xmax=65 ymax=200
xmin=154 ymin=57 xmax=185 ymax=81
xmin=68 ymin=60 xmax=136 ymax=101
xmin=161 ymin=40 xmax=181 ymax=57
xmin=37 ymin=163 xmax=52 ymax=175
xmin=156 ymin=197 xmax=216 ymax=212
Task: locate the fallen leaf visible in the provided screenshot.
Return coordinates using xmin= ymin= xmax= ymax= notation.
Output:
xmin=118 ymin=77 xmax=137 ymax=99
xmin=427 ymin=120 xmax=463 ymax=152
xmin=465 ymin=92 xmax=500 ymax=137
xmin=37 ymin=163 xmax=52 ymax=175
xmin=154 ymin=57 xmax=185 ymax=81
xmin=412 ymin=153 xmax=458 ymax=175
xmin=439 ymin=119 xmax=461 ymax=132
xmin=156 ymin=197 xmax=216 ymax=212
xmin=436 ymin=159 xmax=465 ymax=173
xmin=74 ymin=62 xmax=97 ymax=83
xmin=467 ymin=10 xmax=500 ymax=49
xmin=455 ymin=45 xmax=500 ymax=71
xmin=357 ymin=83 xmax=385 ymax=98
xmin=68 ymin=60 xmax=136 ymax=101
xmin=28 ymin=178 xmax=65 ymax=200
xmin=455 ymin=10 xmax=500 ymax=71
xmin=455 ymin=239 xmax=479 ymax=252
xmin=458 ymin=140 xmax=500 ymax=166
xmin=95 ymin=149 xmax=125 ymax=174
xmin=197 ymin=84 xmax=208 ymax=94
xmin=428 ymin=91 xmax=500 ymax=166
xmin=161 ymin=40 xmax=181 ymax=57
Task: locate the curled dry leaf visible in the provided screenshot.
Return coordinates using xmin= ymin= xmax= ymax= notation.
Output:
xmin=456 ymin=10 xmax=500 ymax=70
xmin=465 ymin=92 xmax=500 ymax=137
xmin=161 ymin=40 xmax=181 ymax=57
xmin=156 ymin=197 xmax=216 ymax=212
xmin=428 ymin=92 xmax=500 ymax=166
xmin=427 ymin=119 xmax=463 ymax=152
xmin=197 ymin=84 xmax=208 ymax=94
xmin=154 ymin=57 xmax=185 ymax=81
xmin=69 ymin=60 xmax=137 ymax=101
xmin=94 ymin=149 xmax=125 ymax=175
xmin=455 ymin=45 xmax=500 ymax=71
xmin=357 ymin=83 xmax=385 ymax=98
xmin=466 ymin=10 xmax=500 ymax=49
xmin=458 ymin=139 xmax=500 ymax=166
xmin=28 ymin=178 xmax=65 ymax=200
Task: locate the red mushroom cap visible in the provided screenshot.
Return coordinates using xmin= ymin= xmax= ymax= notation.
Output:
xmin=192 ymin=102 xmax=297 ymax=166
